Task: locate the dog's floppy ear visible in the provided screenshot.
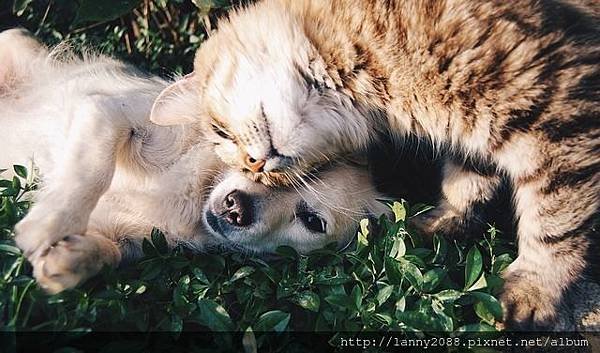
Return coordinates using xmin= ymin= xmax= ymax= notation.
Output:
xmin=0 ymin=29 xmax=47 ymax=93
xmin=150 ymin=73 xmax=199 ymax=126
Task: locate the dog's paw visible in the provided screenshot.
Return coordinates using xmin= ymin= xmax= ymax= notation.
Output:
xmin=32 ymin=234 xmax=120 ymax=294
xmin=15 ymin=204 xmax=92 ymax=263
xmin=15 ymin=214 xmax=60 ymax=260
xmin=500 ymin=271 xmax=560 ymax=330
xmin=409 ymin=203 xmax=466 ymax=239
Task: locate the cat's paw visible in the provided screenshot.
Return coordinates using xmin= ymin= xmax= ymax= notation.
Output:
xmin=32 ymin=234 xmax=120 ymax=294
xmin=500 ymin=270 xmax=560 ymax=330
xmin=409 ymin=203 xmax=467 ymax=239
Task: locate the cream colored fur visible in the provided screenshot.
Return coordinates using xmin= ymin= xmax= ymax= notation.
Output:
xmin=0 ymin=29 xmax=388 ymax=293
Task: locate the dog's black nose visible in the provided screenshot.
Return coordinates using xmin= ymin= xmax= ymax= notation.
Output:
xmin=221 ymin=190 xmax=253 ymax=227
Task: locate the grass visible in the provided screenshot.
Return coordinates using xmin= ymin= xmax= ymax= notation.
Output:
xmin=0 ymin=166 xmax=516 ymax=350
xmin=1 ymin=0 xmax=517 ymax=350
xmin=2 ymin=0 xmax=244 ymax=75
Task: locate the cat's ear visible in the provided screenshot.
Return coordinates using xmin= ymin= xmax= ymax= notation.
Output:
xmin=150 ymin=73 xmax=199 ymax=126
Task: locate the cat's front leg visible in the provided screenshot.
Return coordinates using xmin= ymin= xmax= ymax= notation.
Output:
xmin=15 ymin=96 xmax=129 ymax=267
xmin=500 ymin=176 xmax=596 ymax=330
xmin=410 ymin=158 xmax=501 ymax=239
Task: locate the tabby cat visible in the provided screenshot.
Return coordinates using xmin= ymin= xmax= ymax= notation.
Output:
xmin=150 ymin=0 xmax=599 ymax=329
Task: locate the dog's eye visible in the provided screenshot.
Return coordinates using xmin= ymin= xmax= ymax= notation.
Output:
xmin=211 ymin=122 xmax=232 ymax=140
xmin=298 ymin=212 xmax=327 ymax=233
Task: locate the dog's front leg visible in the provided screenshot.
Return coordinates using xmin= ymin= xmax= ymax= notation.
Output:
xmin=15 ymin=95 xmax=129 ymax=284
xmin=33 ymin=232 xmax=121 ymax=293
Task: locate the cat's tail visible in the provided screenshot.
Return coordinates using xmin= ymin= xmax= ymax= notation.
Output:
xmin=0 ymin=28 xmax=48 ymax=95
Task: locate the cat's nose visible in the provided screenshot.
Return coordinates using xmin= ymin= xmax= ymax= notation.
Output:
xmin=220 ymin=190 xmax=253 ymax=227
xmin=242 ymin=152 xmax=266 ymax=173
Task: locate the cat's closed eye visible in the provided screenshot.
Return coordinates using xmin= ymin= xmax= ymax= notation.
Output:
xmin=210 ymin=121 xmax=232 ymax=140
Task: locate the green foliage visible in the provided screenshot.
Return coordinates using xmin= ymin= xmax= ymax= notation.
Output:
xmin=3 ymin=0 xmax=243 ymax=74
xmin=0 ymin=166 xmax=516 ymax=348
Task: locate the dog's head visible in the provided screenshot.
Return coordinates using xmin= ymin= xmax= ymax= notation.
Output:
xmin=201 ymin=162 xmax=388 ymax=254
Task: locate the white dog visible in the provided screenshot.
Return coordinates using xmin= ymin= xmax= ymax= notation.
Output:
xmin=0 ymin=29 xmax=387 ymax=293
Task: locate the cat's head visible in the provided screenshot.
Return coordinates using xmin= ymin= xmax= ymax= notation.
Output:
xmin=150 ymin=2 xmax=373 ymax=186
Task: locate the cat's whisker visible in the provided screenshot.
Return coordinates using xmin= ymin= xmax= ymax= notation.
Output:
xmin=293 ymin=170 xmax=361 ymax=219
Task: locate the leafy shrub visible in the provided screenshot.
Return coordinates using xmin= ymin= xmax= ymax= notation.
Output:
xmin=0 ymin=166 xmax=516 ymax=350
xmin=3 ymin=0 xmax=243 ymax=75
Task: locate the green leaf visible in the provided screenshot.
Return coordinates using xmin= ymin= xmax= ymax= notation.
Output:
xmin=177 ymin=275 xmax=191 ymax=291
xmin=229 ymin=266 xmax=255 ymax=283
xmin=356 ymin=219 xmax=370 ymax=251
xmin=350 ymin=285 xmax=362 ymax=311
xmin=75 ymin=0 xmax=142 ymax=24
xmin=324 ymin=294 xmax=350 ymax=308
xmin=139 ymin=260 xmax=162 ymax=280
xmin=396 ymin=310 xmax=445 ymax=331
xmin=485 ymin=274 xmax=505 ymax=295
xmin=404 ymin=253 xmax=428 ymax=267
xmin=435 ymin=289 xmax=463 ymax=303
xmin=431 ymin=303 xmax=454 ymax=331
xmin=456 ymin=323 xmax=497 ymax=332
xmin=313 ymin=270 xmax=352 ymax=285
xmin=431 ymin=234 xmax=448 ymax=264
xmin=375 ymin=285 xmax=394 ymax=306
xmin=170 ymin=314 xmax=183 ymax=333
xmin=372 ymin=313 xmax=393 ymax=326
xmin=242 ymin=327 xmax=257 ymax=353
xmin=254 ymin=310 xmax=290 ymax=332
xmin=464 ymin=246 xmax=483 ymax=290
xmin=470 ymin=292 xmax=503 ymax=321
xmin=12 ymin=0 xmax=33 ymax=16
xmin=294 ymin=291 xmax=320 ymax=312
xmin=191 ymin=0 xmax=230 ymax=16
xmin=384 ymin=257 xmax=403 ymax=285
xmin=191 ymin=0 xmax=213 ymax=14
xmin=11 ymin=177 xmax=21 ymax=191
xmin=492 ymin=253 xmax=513 ymax=275
xmin=275 ymin=245 xmax=299 ymax=259
xmin=141 ymin=238 xmax=158 ymax=257
xmin=422 ymin=268 xmax=447 ymax=293
xmin=168 ymin=255 xmax=189 ymax=269
xmin=466 ymin=274 xmax=487 ymax=292
xmin=389 ymin=237 xmax=406 ymax=259
xmin=359 ymin=218 xmax=369 ymax=238
xmin=13 ymin=165 xmax=27 ymax=179
xmin=151 ymin=228 xmax=169 ymax=254
xmin=408 ymin=203 xmax=435 ymax=217
xmin=390 ymin=201 xmax=407 ymax=222
xmin=394 ymin=296 xmax=406 ymax=315
xmin=400 ymin=260 xmax=423 ymax=291
xmin=192 ymin=268 xmax=210 ymax=284
xmin=134 ymin=285 xmax=146 ymax=295
xmin=2 ymin=187 xmax=18 ymax=197
xmin=0 ymin=243 xmax=21 ymax=255
xmin=474 ymin=301 xmax=495 ymax=325
xmin=195 ymin=299 xmax=234 ymax=331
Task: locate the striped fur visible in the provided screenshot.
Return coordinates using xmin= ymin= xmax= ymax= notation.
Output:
xmin=154 ymin=0 xmax=600 ymax=329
